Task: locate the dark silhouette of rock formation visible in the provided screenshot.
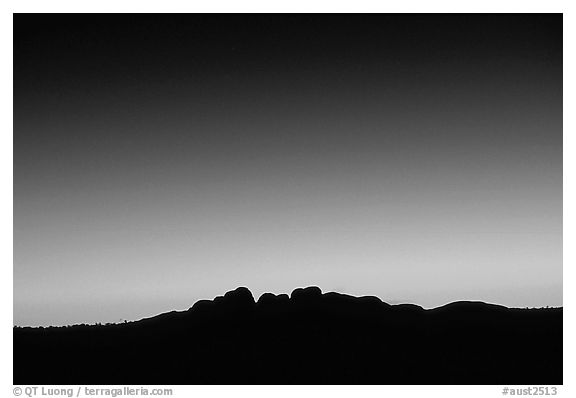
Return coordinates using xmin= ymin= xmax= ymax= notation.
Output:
xmin=13 ymin=287 xmax=562 ymax=385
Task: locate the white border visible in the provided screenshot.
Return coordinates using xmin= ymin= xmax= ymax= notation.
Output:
xmin=2 ymin=0 xmax=571 ymax=13
xmin=3 ymin=2 xmax=572 ymax=397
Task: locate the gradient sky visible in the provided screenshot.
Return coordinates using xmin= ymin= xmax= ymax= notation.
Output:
xmin=14 ymin=14 xmax=562 ymax=326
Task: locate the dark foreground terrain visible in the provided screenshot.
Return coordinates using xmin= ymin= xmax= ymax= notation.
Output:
xmin=14 ymin=287 xmax=562 ymax=384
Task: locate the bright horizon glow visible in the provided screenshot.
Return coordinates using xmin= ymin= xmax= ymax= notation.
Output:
xmin=13 ymin=14 xmax=562 ymax=326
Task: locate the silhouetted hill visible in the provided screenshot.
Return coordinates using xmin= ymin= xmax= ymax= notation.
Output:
xmin=13 ymin=287 xmax=562 ymax=384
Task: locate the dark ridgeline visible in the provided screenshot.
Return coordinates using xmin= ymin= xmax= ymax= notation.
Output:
xmin=14 ymin=287 xmax=562 ymax=385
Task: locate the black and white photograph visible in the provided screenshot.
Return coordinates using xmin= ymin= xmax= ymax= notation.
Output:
xmin=10 ymin=8 xmax=566 ymax=390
